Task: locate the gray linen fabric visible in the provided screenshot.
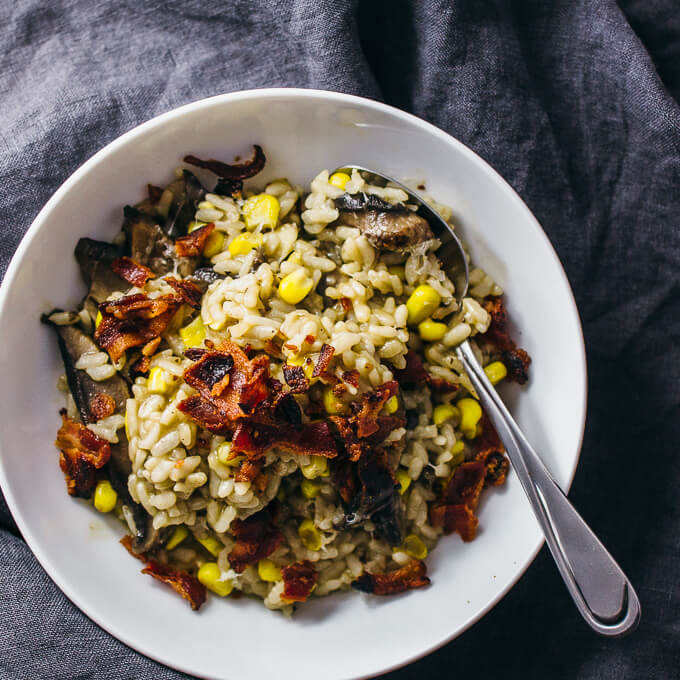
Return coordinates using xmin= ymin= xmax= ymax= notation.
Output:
xmin=1 ymin=1 xmax=678 ymax=678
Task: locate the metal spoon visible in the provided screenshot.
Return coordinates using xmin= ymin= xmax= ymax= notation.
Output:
xmin=335 ymin=165 xmax=641 ymax=636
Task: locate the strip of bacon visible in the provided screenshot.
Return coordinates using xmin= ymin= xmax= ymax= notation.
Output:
xmin=177 ymin=395 xmax=231 ymax=435
xmin=142 ymin=560 xmax=207 ymax=610
xmin=352 ymin=559 xmax=430 ymax=595
xmin=429 ymin=461 xmax=486 ymax=541
xmin=165 ymin=277 xmax=203 ymax=308
xmin=228 ymin=507 xmax=284 ymax=573
xmin=94 ymin=293 xmax=182 ymax=361
xmin=111 ymin=256 xmax=156 ymax=287
xmin=89 ymin=394 xmax=116 ymax=421
xmin=281 ymin=560 xmax=319 ymax=603
xmin=175 ymin=223 xmax=215 ymax=257
xmin=312 ymin=343 xmax=335 ymax=378
xmin=231 ymin=420 xmax=337 ymax=460
xmin=55 ymin=415 xmax=111 ymax=497
xmin=482 ymin=298 xmax=531 ymax=384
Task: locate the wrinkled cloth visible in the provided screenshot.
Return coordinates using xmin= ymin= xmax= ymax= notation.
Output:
xmin=1 ymin=1 xmax=678 ymax=678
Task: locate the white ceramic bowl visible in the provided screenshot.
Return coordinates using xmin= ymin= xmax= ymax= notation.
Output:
xmin=0 ymin=89 xmax=586 ymax=680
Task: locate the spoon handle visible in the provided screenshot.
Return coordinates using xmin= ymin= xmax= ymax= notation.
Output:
xmin=456 ymin=340 xmax=641 ymax=636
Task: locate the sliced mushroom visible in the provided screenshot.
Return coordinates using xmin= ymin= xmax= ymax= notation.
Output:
xmin=335 ymin=192 xmax=433 ymax=252
xmin=43 ymin=316 xmax=129 ymax=422
xmin=163 ymin=170 xmax=206 ymax=239
xmin=74 ymin=238 xmax=127 ymax=313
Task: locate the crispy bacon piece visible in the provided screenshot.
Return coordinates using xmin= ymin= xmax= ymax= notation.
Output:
xmin=55 ymin=415 xmax=111 ymax=497
xmin=281 ymin=560 xmax=319 ymax=603
xmin=94 ymin=293 xmax=182 ymax=361
xmin=234 ymin=459 xmax=262 ymax=483
xmin=475 ymin=414 xmax=509 ymax=486
xmin=482 ymin=298 xmax=531 ymax=384
xmin=165 ymin=277 xmax=203 ymax=308
xmin=175 ymin=223 xmax=215 ymax=257
xmin=330 ymin=455 xmax=358 ymax=504
xmin=428 ymin=378 xmax=460 ymax=394
xmin=312 ymin=343 xmax=335 ymax=378
xmin=228 ymin=506 xmax=284 ymax=573
xmin=184 ymin=347 xmax=208 ymax=361
xmin=330 ymin=415 xmax=364 ymax=462
xmin=120 ymin=535 xmax=146 ymax=562
xmin=353 ymin=380 xmax=399 ymax=438
xmin=178 ymin=395 xmax=230 ymax=435
xmin=89 ymin=393 xmax=116 ymax=421
xmin=282 ymin=364 xmax=309 ymax=393
xmin=340 ymin=297 xmax=352 ymax=312
xmin=111 ymin=256 xmax=155 ymax=287
xmin=430 ymin=504 xmax=479 ymax=542
xmin=342 ymin=369 xmax=360 ymax=389
xmin=132 ymin=355 xmax=151 ymax=376
xmin=430 ymin=461 xmax=486 ymax=541
xmin=184 ymin=145 xmax=266 ymax=180
xmin=142 ymin=560 xmax=207 ymax=610
xmin=352 ymin=559 xmax=430 ymax=595
xmin=231 ymin=420 xmax=337 ymax=460
xmin=142 ymin=336 xmax=161 ymax=357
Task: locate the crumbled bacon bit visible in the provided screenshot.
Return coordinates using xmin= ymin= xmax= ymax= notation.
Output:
xmin=142 ymin=560 xmax=207 ymax=610
xmin=111 ymin=256 xmax=156 ymax=287
xmin=303 ymin=334 xmax=315 ymax=346
xmin=312 ymin=343 xmax=335 ymax=378
xmin=430 ymin=461 xmax=486 ymax=541
xmin=342 ymin=370 xmax=360 ymax=388
xmin=184 ymin=146 xmax=266 ymax=180
xmin=283 ymin=343 xmax=298 ymax=352
xmin=178 ymin=395 xmax=230 ymax=435
xmin=89 ymin=394 xmax=116 ymax=421
xmin=281 ymin=560 xmax=319 ymax=603
xmin=132 ymin=355 xmax=151 ymax=376
xmin=228 ymin=506 xmax=284 ymax=573
xmin=175 ymin=223 xmax=215 ymax=257
xmin=427 ymin=378 xmax=460 ymax=394
xmin=329 ymin=415 xmax=364 ymax=462
xmin=282 ymin=364 xmax=309 ymax=393
xmin=482 ymin=298 xmax=531 ymax=384
xmin=184 ymin=347 xmax=208 ymax=361
xmin=142 ymin=336 xmax=161 ymax=357
xmin=94 ymin=292 xmax=182 ymax=361
xmin=231 ymin=420 xmax=337 ymax=460
xmin=264 ymin=337 xmax=282 ymax=358
xmin=55 ymin=415 xmax=111 ymax=497
xmin=234 ymin=459 xmax=262 ymax=483
xmin=165 ymin=277 xmax=203 ymax=308
xmin=352 ymin=559 xmax=430 ymax=595
xmin=340 ymin=297 xmax=352 ymax=312
xmin=393 ymin=351 xmax=429 ymax=386
xmin=332 ymin=383 xmax=348 ymax=397
xmin=353 ymin=380 xmax=399 ymax=438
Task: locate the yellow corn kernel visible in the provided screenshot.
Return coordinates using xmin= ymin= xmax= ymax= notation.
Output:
xmin=387 ymin=265 xmax=405 ymax=280
xmin=450 ymin=441 xmax=466 ymax=467
xmin=197 ymin=535 xmax=223 ymax=557
xmin=94 ymin=310 xmax=103 ymax=329
xmin=228 ymin=232 xmax=263 ymax=256
xmin=165 ymin=526 xmax=189 ymax=551
xmin=301 ymin=478 xmax=321 ymax=499
xmin=278 ymin=268 xmax=315 ymax=305
xmin=433 ymin=403 xmax=460 ymax=426
xmin=203 ymin=230 xmax=225 ymax=258
xmin=329 ymin=172 xmax=351 ymax=190
xmin=93 ymin=480 xmax=117 ymax=513
xmin=384 ymin=395 xmax=399 ymax=414
xmin=484 ymin=361 xmax=508 ymax=386
xmin=288 ymin=252 xmax=303 ymax=266
xmin=187 ymin=220 xmax=207 ymax=233
xmin=298 ymin=519 xmax=322 ymax=551
xmin=301 ymin=455 xmax=328 ymax=479
xmin=402 ymin=534 xmax=428 ymax=560
xmin=323 ymin=386 xmax=347 ymax=415
xmin=406 ymin=285 xmax=441 ymax=325
xmin=395 ymin=468 xmax=411 ymax=495
xmin=258 ymin=558 xmax=282 ymax=582
xmin=147 ymin=366 xmax=168 ymax=394
xmin=242 ymin=193 xmax=280 ymax=230
xmin=179 ymin=316 xmax=206 ymax=349
xmin=418 ymin=318 xmax=447 ymax=342
xmin=457 ymin=397 xmax=482 ymax=439
xmin=197 ymin=562 xmax=233 ymax=597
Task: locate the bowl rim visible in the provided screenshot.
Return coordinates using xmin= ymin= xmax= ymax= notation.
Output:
xmin=0 ymin=87 xmax=588 ymax=680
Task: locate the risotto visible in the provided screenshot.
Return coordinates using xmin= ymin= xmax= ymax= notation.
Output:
xmin=44 ymin=146 xmax=531 ymax=613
